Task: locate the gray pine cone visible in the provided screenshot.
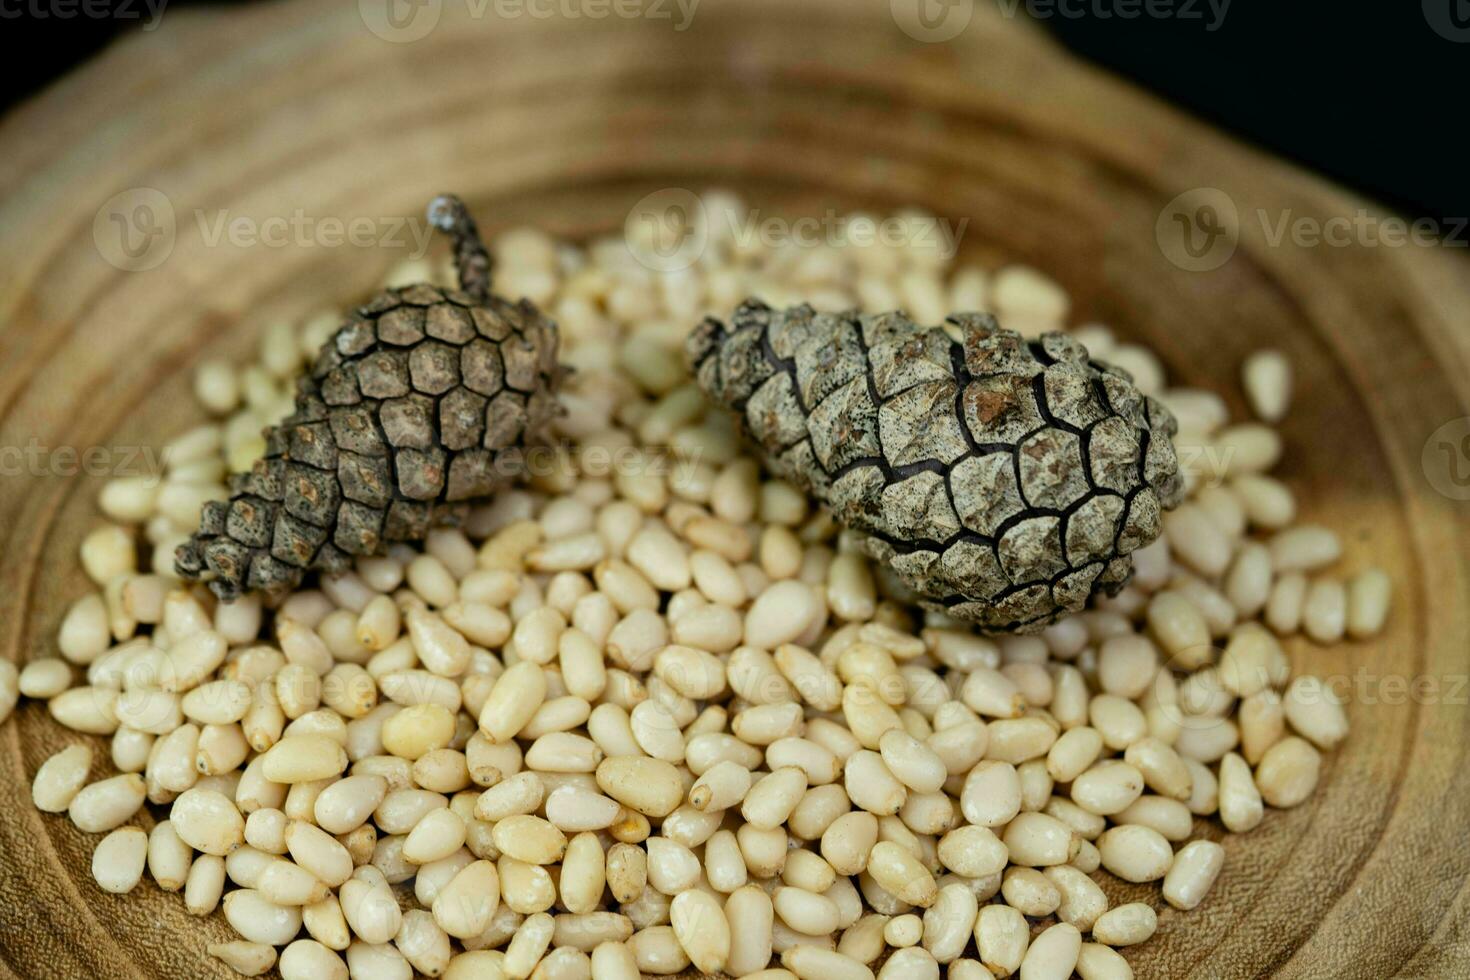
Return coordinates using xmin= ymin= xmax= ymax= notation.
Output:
xmin=687 ymin=300 xmax=1184 ymax=633
xmin=177 ymin=196 xmax=560 ymax=600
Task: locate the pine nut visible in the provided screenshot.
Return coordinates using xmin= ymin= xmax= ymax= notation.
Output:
xmin=263 ymin=733 xmax=349 ymax=783
xmin=867 ymin=842 xmax=937 ymax=908
xmin=1346 ymin=567 xmax=1391 ymax=638
xmin=1075 ymin=942 xmax=1134 ymax=980
xmin=1020 ymin=922 xmax=1081 ymax=980
xmin=1254 ymin=736 xmax=1321 ymax=808
xmin=1283 ymin=675 xmax=1349 ymax=749
xmin=976 ymin=904 xmax=1028 ymax=976
xmin=208 ymin=941 xmax=277 ymax=977
xmin=1266 ymin=572 xmax=1308 ymax=635
xmin=1302 ymin=578 xmax=1347 ymax=643
xmin=1001 ymin=866 xmax=1060 ymax=916
xmin=782 ymin=945 xmax=874 ymax=980
xmin=224 ymin=888 xmax=304 ymax=945
xmin=70 ymin=772 xmax=146 ymax=832
xmin=479 ymin=662 xmax=547 ymax=743
xmin=1163 ymin=838 xmax=1225 ymax=910
xmin=596 ymin=756 xmax=684 ymax=818
xmin=1096 ymin=825 xmax=1172 ymax=882
xmin=92 ymin=826 xmax=148 ymax=894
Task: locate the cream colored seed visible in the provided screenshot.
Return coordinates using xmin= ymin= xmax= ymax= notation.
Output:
xmin=1020 ymin=922 xmax=1081 ymax=980
xmin=1283 ymin=675 xmax=1350 ymax=749
xmin=92 ymin=826 xmax=148 ymax=894
xmin=1218 ymin=626 xmax=1287 ymax=698
xmin=224 ymin=888 xmax=304 ymax=945
xmin=70 ymin=772 xmax=146 ymax=832
xmin=279 ymin=939 xmax=347 ymax=980
xmin=208 ymin=941 xmax=277 ymax=977
xmin=1046 ymin=727 xmax=1103 ymax=784
xmin=32 ymin=744 xmax=94 ymax=813
xmin=738 ymin=766 xmax=806 ymax=829
xmin=844 ymin=750 xmax=906 ymax=816
xmin=745 ymin=580 xmax=823 ymax=651
xmin=883 ymin=913 xmax=923 ymax=947
xmin=1092 ymin=902 xmax=1157 ymax=946
xmin=976 ymin=904 xmax=1029 ymax=976
xmin=1346 ymin=567 xmax=1391 ymax=638
xmin=1001 ymin=866 xmax=1060 ymax=916
xmin=479 ymin=662 xmax=547 ymax=743
xmin=1255 ymin=736 xmax=1321 ymax=808
xmin=867 ymin=841 xmax=937 ymax=908
xmin=669 ymin=890 xmax=732 ymax=973
xmin=19 ymin=658 xmax=71 ymax=699
xmin=1162 ymin=505 xmax=1232 ymax=579
xmin=689 ymin=760 xmax=752 ymax=811
xmin=1266 ymin=572 xmax=1308 ymax=635
xmin=171 ymin=787 xmax=245 ymax=855
xmin=1239 ymin=689 xmax=1285 ymax=765
xmin=1123 ymin=737 xmax=1193 ymax=801
xmin=262 ymin=734 xmax=348 ymax=783
xmin=1218 ymin=752 xmax=1264 ymax=833
xmin=185 ymin=855 xmax=226 ymax=916
xmin=1163 ymin=838 xmax=1225 ymax=910
xmin=1075 ymin=943 xmax=1134 ymax=980
xmin=1303 ymin=578 xmax=1347 ymax=643
xmin=961 ymin=760 xmax=1022 ymax=828
xmin=1070 ymin=761 xmax=1145 ymax=816
xmin=596 ymin=756 xmax=684 ymax=818
xmin=1146 ymin=591 xmax=1212 ymax=669
xmin=878 ymin=728 xmax=947 ymax=794
xmin=1097 ymin=824 xmax=1173 ymax=882
xmin=782 ymin=946 xmax=874 ymax=980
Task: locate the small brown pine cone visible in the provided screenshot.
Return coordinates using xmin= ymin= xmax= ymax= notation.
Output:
xmin=177 ymin=195 xmax=561 ymax=600
xmin=687 ymin=300 xmax=1184 ymax=633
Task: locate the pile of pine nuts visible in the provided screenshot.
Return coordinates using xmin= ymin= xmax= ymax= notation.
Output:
xmin=4 ymin=193 xmax=1393 ymax=980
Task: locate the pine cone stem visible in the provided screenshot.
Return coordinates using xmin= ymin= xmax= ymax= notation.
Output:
xmin=427 ymin=193 xmax=493 ymax=302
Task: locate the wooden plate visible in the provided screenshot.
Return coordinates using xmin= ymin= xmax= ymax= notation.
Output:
xmin=1 ymin=0 xmax=1468 ymax=976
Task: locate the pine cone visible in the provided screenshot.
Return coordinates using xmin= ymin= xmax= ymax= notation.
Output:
xmin=177 ymin=196 xmax=561 ymax=600
xmin=687 ymin=300 xmax=1184 ymax=633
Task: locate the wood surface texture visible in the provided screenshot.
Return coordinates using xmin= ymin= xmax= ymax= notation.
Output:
xmin=1 ymin=0 xmax=1468 ymax=977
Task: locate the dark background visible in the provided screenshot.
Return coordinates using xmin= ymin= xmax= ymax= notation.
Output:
xmin=1 ymin=0 xmax=1464 ymax=224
